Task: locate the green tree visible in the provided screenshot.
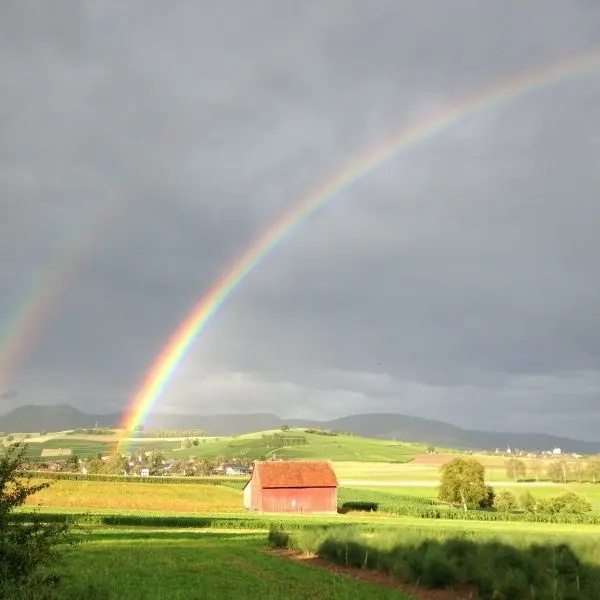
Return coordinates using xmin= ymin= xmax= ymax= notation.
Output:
xmin=547 ymin=459 xmax=570 ymax=483
xmin=438 ymin=458 xmax=487 ymax=512
xmin=196 ymin=458 xmax=214 ymax=476
xmin=504 ymin=457 xmax=527 ymax=481
xmin=0 ymin=443 xmax=77 ymax=594
xmin=181 ymin=438 xmax=192 ymax=449
xmin=518 ymin=490 xmax=536 ymax=512
xmin=528 ymin=458 xmax=544 ymax=482
xmin=63 ymin=453 xmax=80 ymax=472
xmin=102 ymin=453 xmax=126 ymax=475
xmin=494 ymin=490 xmax=518 ymax=512
xmin=572 ymin=459 xmax=586 ymax=483
xmin=585 ymin=455 xmax=600 ymax=484
xmin=84 ymin=458 xmax=104 ymax=474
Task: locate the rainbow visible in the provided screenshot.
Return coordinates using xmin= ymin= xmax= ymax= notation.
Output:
xmin=0 ymin=19 xmax=329 ymax=393
xmin=0 ymin=205 xmax=120 ymax=391
xmin=119 ymin=48 xmax=600 ymax=432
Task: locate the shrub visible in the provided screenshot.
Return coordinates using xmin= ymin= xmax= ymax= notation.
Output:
xmin=0 ymin=443 xmax=79 ymax=597
xmin=494 ymin=490 xmax=518 ymax=512
xmin=268 ymin=526 xmax=600 ymax=599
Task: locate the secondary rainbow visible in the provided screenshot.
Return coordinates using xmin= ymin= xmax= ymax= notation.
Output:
xmin=122 ymin=48 xmax=600 ymax=432
xmin=0 ymin=25 xmax=325 ymax=392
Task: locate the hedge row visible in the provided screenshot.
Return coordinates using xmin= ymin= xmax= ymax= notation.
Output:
xmin=22 ymin=471 xmax=247 ymax=489
xmin=9 ymin=512 xmax=384 ymax=532
xmin=268 ymin=526 xmax=600 ymax=599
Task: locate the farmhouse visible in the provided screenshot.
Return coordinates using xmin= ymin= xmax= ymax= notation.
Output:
xmin=243 ymin=460 xmax=338 ymax=514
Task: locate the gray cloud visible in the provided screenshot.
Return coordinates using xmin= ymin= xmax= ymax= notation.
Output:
xmin=1 ymin=0 xmax=599 ymax=438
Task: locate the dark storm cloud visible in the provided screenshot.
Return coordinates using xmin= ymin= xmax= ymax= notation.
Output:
xmin=1 ymin=1 xmax=599 ymax=437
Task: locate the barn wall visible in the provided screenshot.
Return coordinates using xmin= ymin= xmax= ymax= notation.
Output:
xmin=249 ymin=471 xmax=262 ymax=510
xmin=259 ymin=487 xmax=337 ymax=513
xmin=243 ymin=484 xmax=251 ymax=509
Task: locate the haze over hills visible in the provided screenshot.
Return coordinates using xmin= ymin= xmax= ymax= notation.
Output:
xmin=1 ymin=404 xmax=600 ymax=454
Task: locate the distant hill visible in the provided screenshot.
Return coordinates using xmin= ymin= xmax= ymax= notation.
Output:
xmin=1 ymin=404 xmax=600 ymax=454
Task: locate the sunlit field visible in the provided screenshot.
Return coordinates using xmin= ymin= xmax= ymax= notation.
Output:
xmin=26 ymin=481 xmax=243 ymax=513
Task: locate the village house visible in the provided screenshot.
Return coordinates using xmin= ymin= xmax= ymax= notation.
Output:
xmin=243 ymin=460 xmax=338 ymax=514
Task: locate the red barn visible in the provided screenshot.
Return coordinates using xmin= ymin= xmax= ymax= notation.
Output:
xmin=243 ymin=460 xmax=338 ymax=514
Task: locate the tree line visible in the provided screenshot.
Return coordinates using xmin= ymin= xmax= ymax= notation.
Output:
xmin=504 ymin=456 xmax=600 ymax=483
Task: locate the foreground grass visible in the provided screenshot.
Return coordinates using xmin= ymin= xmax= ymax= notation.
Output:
xmin=34 ymin=530 xmax=411 ymax=599
xmin=26 ymin=481 xmax=242 ymax=513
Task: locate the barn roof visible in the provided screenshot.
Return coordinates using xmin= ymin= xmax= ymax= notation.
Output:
xmin=254 ymin=460 xmax=338 ymax=489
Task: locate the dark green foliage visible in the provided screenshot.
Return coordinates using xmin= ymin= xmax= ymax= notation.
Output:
xmin=0 ymin=444 xmax=79 ymax=597
xmin=339 ymin=501 xmax=378 ymax=513
xmin=267 ymin=526 xmax=289 ymax=548
xmin=269 ymin=526 xmax=600 ymax=599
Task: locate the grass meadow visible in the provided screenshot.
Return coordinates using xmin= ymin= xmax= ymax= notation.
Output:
xmin=23 ymin=530 xmax=411 ymax=600
xmin=11 ymin=466 xmax=600 ymax=599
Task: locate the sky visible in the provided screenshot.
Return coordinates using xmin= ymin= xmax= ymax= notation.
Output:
xmin=1 ymin=1 xmax=599 ymax=439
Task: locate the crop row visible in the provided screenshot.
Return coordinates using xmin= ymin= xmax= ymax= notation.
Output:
xmin=337 ymin=487 xmax=600 ymax=524
xmin=23 ymin=471 xmax=247 ymax=489
xmin=268 ymin=526 xmax=600 ymax=599
xmin=338 ymin=487 xmax=437 ymax=511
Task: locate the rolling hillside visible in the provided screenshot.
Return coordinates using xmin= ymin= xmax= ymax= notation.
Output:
xmin=2 ymin=404 xmax=600 ymax=453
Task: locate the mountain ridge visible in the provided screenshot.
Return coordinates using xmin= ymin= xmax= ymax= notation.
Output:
xmin=1 ymin=404 xmax=598 ymax=453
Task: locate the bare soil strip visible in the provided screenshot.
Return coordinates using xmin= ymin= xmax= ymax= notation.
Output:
xmin=265 ymin=547 xmax=476 ymax=600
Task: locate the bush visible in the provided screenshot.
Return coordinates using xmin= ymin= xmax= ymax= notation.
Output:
xmin=268 ymin=526 xmax=600 ymax=599
xmin=0 ymin=443 xmax=79 ymax=597
xmin=494 ymin=490 xmax=518 ymax=512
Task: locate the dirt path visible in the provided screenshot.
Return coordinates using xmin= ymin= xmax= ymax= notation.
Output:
xmin=266 ymin=548 xmax=475 ymax=600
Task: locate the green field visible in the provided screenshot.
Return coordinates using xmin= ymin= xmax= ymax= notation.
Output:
xmin=332 ymin=457 xmax=512 ymax=482
xmin=25 ymin=529 xmax=411 ymax=600
xmin=18 ymin=429 xmax=427 ymax=463
xmin=8 ymin=431 xmax=600 ymax=598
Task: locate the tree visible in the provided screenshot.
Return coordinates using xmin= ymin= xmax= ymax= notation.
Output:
xmin=438 ymin=458 xmax=488 ymax=512
xmin=63 ymin=453 xmax=80 ymax=473
xmin=280 ymin=424 xmax=290 ymax=431
xmin=102 ymin=453 xmax=126 ymax=475
xmin=84 ymin=458 xmax=104 ymax=474
xmin=494 ymin=490 xmax=518 ymax=512
xmin=0 ymin=443 xmax=77 ymax=594
xmin=181 ymin=438 xmax=192 ymax=449
xmin=426 ymin=445 xmax=436 ymax=454
xmin=547 ymin=459 xmax=570 ymax=483
xmin=586 ymin=455 xmax=600 ymax=484
xmin=528 ymin=458 xmax=544 ymax=482
xmin=504 ymin=457 xmax=526 ymax=481
xmin=572 ymin=459 xmax=586 ymax=484
xmin=196 ymin=458 xmax=214 ymax=476
xmin=519 ymin=490 xmax=536 ymax=513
